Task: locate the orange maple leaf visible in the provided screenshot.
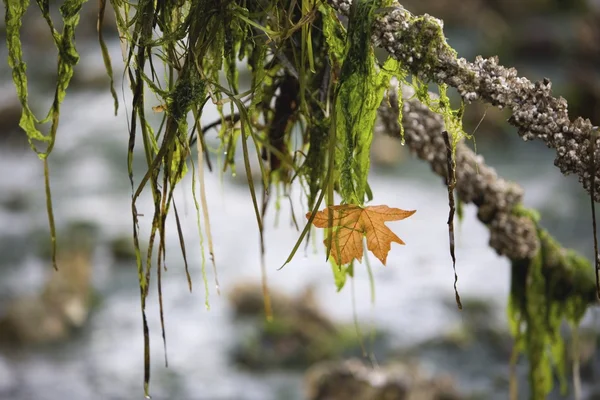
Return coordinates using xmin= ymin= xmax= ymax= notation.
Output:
xmin=306 ymin=205 xmax=416 ymax=266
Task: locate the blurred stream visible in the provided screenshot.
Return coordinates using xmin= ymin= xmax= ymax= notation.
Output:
xmin=0 ymin=16 xmax=599 ymax=400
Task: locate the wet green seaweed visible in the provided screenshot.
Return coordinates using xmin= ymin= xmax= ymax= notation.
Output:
xmin=334 ymin=0 xmax=388 ymax=205
xmin=508 ymin=220 xmax=596 ymax=400
xmin=5 ymin=0 xmax=88 ymax=269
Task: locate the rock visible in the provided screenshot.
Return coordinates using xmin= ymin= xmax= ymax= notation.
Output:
xmin=0 ymin=296 xmax=69 ymax=344
xmin=42 ymin=249 xmax=93 ymax=328
xmin=416 ymin=297 xmax=513 ymax=363
xmin=0 ymin=93 xmax=28 ymax=149
xmin=371 ymin=132 xmax=406 ymax=169
xmin=438 ymin=297 xmax=510 ymax=347
xmin=0 ymin=247 xmax=94 ymax=345
xmin=0 ymin=191 xmax=30 ymax=213
xmin=229 ymin=282 xmax=386 ymax=370
xmin=36 ymin=220 xmax=99 ymax=260
xmin=228 ymin=281 xmax=317 ymax=319
xmin=305 ymin=358 xmax=463 ymax=400
xmin=109 ymin=235 xmax=137 ymax=262
xmin=391 ymin=298 xmax=512 ymax=399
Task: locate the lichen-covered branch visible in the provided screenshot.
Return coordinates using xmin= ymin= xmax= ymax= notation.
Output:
xmin=332 ymin=0 xmax=600 ymax=202
xmin=378 ymin=80 xmax=596 ymax=298
xmin=379 ymin=82 xmax=539 ymax=260
xmin=379 ymin=82 xmax=597 ymax=399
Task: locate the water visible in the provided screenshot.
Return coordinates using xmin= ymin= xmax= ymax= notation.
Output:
xmin=0 ymin=37 xmax=596 ymax=400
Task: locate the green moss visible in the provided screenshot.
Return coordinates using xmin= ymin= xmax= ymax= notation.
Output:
xmin=333 ymin=1 xmax=408 ymax=205
xmin=512 ymin=204 xmax=541 ymax=224
xmin=236 ymin=317 xmax=385 ymax=369
xmin=508 ymin=220 xmax=595 ymax=399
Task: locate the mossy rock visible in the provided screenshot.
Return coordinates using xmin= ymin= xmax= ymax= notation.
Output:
xmin=305 ymin=358 xmax=464 ymax=400
xmin=35 ymin=220 xmax=99 ymax=259
xmin=0 ymin=97 xmax=26 ymax=148
xmin=234 ymin=320 xmax=381 ymax=370
xmin=0 ymin=248 xmax=94 ymax=346
xmin=0 ymin=192 xmax=30 ymax=212
xmin=109 ymin=235 xmax=137 ymax=262
xmin=229 ymin=282 xmax=388 ymax=370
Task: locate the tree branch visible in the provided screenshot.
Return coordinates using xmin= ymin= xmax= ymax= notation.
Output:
xmin=331 ymin=0 xmax=600 ymax=202
xmin=379 ymin=81 xmax=539 ymax=260
xmin=378 ymin=81 xmax=597 ymax=305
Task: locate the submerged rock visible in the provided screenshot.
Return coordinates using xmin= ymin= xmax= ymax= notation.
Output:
xmin=0 ymin=94 xmax=27 ymax=149
xmin=397 ymin=298 xmax=512 ymax=399
xmin=0 ymin=248 xmax=94 ymax=345
xmin=36 ymin=220 xmax=99 ymax=260
xmin=229 ymin=282 xmax=328 ymax=322
xmin=0 ymin=191 xmax=30 ymax=213
xmin=305 ymin=358 xmax=463 ymax=400
xmin=229 ymin=282 xmax=387 ymax=370
xmin=109 ymin=234 xmax=137 ymax=262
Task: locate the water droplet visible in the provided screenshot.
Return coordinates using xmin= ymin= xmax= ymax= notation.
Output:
xmin=145 ymin=395 xmax=152 ymax=399
xmin=232 ymin=172 xmax=236 ymax=177
xmin=400 ymin=139 xmax=405 ymax=146
xmin=224 ymin=151 xmax=228 ymax=155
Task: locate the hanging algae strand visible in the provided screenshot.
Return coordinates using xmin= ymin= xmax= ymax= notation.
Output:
xmin=5 ymin=0 xmax=88 ymax=270
xmin=313 ymin=0 xmax=410 ymax=288
xmin=280 ymin=0 xmax=410 ymax=287
xmin=195 ymin=115 xmax=220 ymax=297
xmin=332 ymin=0 xmax=411 ymax=207
xmin=442 ymin=131 xmax=462 ymax=309
xmin=508 ymin=223 xmax=595 ymax=399
xmin=334 ymin=0 xmax=391 ymax=206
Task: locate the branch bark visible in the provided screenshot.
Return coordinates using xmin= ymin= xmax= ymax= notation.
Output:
xmin=331 ymin=0 xmax=600 ymax=202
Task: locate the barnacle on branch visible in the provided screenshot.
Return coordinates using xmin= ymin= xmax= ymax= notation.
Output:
xmin=331 ymin=0 xmax=600 ymax=202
